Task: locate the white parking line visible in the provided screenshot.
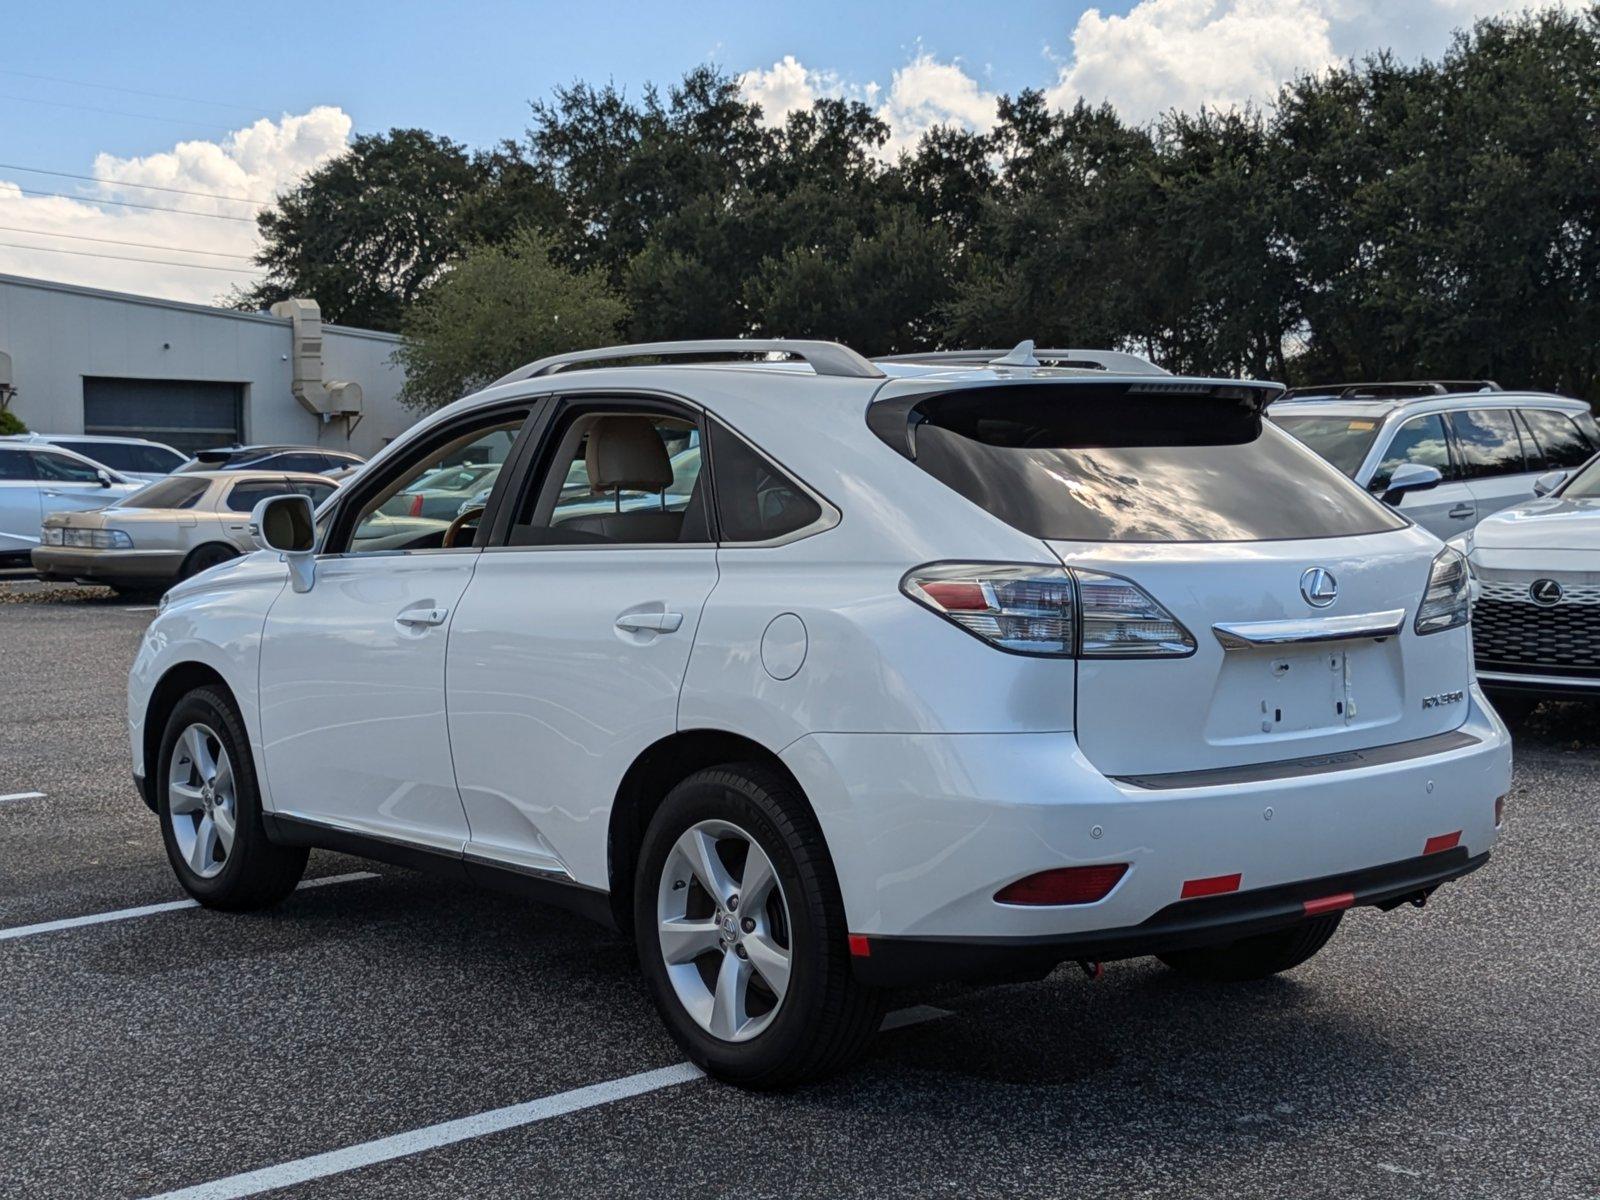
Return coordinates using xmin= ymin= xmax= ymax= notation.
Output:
xmin=143 ymin=1005 xmax=954 ymax=1200
xmin=0 ymin=871 xmax=378 ymax=942
xmin=0 ymin=791 xmax=46 ymax=803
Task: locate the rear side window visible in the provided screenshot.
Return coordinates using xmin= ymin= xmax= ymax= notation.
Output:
xmin=889 ymin=386 xmax=1406 ymax=543
xmin=1370 ymin=414 xmax=1454 ymax=492
xmin=1449 ymin=409 xmax=1527 ymax=478
xmin=225 ymin=479 xmax=291 ymax=513
xmin=0 ymin=449 xmax=32 ymax=480
xmin=1520 ymin=409 xmax=1594 ymax=469
xmin=709 ymin=422 xmax=823 ymax=543
xmin=56 ymin=441 xmax=184 ymax=474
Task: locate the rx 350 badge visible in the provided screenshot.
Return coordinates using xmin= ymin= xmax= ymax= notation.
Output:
xmin=1422 ymin=690 xmax=1465 ymax=710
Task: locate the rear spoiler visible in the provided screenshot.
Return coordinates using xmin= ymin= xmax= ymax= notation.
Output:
xmin=867 ymin=377 xmax=1286 ymax=460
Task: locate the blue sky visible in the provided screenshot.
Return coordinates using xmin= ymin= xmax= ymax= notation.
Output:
xmin=0 ymin=0 xmax=1558 ymax=304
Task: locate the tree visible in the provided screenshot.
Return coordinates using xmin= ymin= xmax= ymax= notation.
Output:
xmin=0 ymin=409 xmax=25 ymax=436
xmin=394 ymin=229 xmax=628 ymax=411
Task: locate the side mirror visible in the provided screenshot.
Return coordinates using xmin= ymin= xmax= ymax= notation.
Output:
xmin=1381 ymin=463 xmax=1443 ymax=505
xmin=1533 ymin=469 xmax=1568 ymax=497
xmin=96 ymin=468 xmax=114 ymax=488
xmin=250 ymin=494 xmax=316 ymax=593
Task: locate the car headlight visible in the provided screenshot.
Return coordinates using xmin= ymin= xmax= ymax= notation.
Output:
xmin=40 ymin=527 xmax=63 ymax=546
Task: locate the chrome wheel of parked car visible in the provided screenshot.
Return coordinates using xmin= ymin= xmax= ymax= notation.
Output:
xmin=165 ymin=723 xmax=236 ymax=879
xmin=657 ymin=818 xmax=792 ymax=1043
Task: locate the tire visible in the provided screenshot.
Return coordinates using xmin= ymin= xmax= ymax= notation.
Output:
xmin=1158 ymin=913 xmax=1343 ymax=982
xmin=179 ymin=543 xmax=238 ymax=581
xmin=156 ymin=686 xmax=307 ymax=909
xmin=634 ymin=764 xmax=885 ymax=1089
xmin=1485 ymin=690 xmax=1538 ymax=726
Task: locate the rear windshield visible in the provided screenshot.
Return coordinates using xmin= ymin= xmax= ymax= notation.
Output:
xmin=117 ymin=475 xmax=210 ymax=510
xmin=895 ymin=386 xmax=1407 ymax=543
xmin=1266 ymin=413 xmax=1383 ymax=477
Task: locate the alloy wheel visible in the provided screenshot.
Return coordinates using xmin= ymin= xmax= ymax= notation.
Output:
xmin=166 ymin=723 xmax=237 ymax=880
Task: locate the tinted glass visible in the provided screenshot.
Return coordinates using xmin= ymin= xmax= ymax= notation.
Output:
xmin=32 ymin=451 xmax=104 ymax=483
xmin=225 ymin=480 xmax=290 ymax=513
xmin=1563 ymin=455 xmax=1600 ymax=498
xmin=117 ymin=475 xmax=210 ymax=510
xmin=1265 ymin=414 xmax=1382 ymax=477
xmin=1450 ymin=409 xmax=1526 ymax=478
xmin=509 ymin=411 xmax=707 ymax=546
xmin=57 ymin=441 xmax=184 ymax=474
xmin=1369 ymin=414 xmax=1453 ymax=492
xmin=0 ymin=449 xmax=32 ymax=480
xmin=898 ymin=386 xmax=1406 ymax=543
xmin=289 ymin=480 xmax=337 ymax=506
xmin=1520 ymin=409 xmax=1594 ymax=470
xmin=272 ymin=452 xmax=328 ymax=473
xmin=710 ymin=421 xmax=822 ymax=542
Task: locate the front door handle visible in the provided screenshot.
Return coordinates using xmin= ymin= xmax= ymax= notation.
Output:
xmin=616 ymin=611 xmax=684 ymax=634
xmin=396 ymin=606 xmax=449 ymax=628
xmin=1447 ymin=504 xmax=1475 ymax=519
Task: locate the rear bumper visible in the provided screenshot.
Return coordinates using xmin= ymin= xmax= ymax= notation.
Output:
xmin=853 ymin=847 xmax=1487 ymax=986
xmin=31 ymin=546 xmax=183 ymax=584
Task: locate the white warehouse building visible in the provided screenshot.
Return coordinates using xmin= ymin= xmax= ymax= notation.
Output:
xmin=0 ymin=273 xmax=416 ymax=458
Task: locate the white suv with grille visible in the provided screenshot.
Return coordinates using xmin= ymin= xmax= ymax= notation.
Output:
xmin=128 ymin=340 xmax=1511 ymax=1087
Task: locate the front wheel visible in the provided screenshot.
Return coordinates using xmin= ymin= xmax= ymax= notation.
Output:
xmin=635 ymin=765 xmax=884 ymax=1088
xmin=1158 ymin=913 xmax=1343 ymax=981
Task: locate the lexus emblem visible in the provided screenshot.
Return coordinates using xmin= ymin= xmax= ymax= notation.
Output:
xmin=1300 ymin=567 xmax=1338 ymax=608
xmin=1530 ymin=578 xmax=1565 ymax=606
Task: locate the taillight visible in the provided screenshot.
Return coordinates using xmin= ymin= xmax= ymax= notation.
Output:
xmin=1415 ymin=548 xmax=1470 ymax=635
xmin=408 ymin=494 xmax=424 ymax=518
xmin=995 ymin=864 xmax=1128 ymax=905
xmin=901 ymin=562 xmax=1194 ymax=658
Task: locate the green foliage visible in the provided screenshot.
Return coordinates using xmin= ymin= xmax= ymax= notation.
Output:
xmin=253 ymin=7 xmax=1600 ymax=401
xmin=394 ymin=229 xmax=628 ymax=411
xmin=0 ymin=409 xmax=26 ymax=435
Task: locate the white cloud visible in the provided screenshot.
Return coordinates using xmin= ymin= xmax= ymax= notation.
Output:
xmin=0 ymin=106 xmax=352 ymax=306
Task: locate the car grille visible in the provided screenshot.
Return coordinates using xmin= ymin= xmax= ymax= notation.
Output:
xmin=1473 ymin=577 xmax=1600 ymax=677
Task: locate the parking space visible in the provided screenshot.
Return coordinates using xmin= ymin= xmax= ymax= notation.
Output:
xmin=2 ymin=584 xmax=1597 ymax=1199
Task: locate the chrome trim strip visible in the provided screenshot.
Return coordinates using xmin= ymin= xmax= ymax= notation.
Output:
xmin=1478 ymin=669 xmax=1600 ymax=690
xmin=1212 ymin=608 xmax=1407 ymax=650
xmin=1115 ymin=729 xmax=1481 ymax=791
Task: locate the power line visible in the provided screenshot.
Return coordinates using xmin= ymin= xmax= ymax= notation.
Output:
xmin=0 ymin=224 xmax=258 ymax=261
xmin=0 ymin=91 xmax=234 ymax=134
xmin=0 ymin=162 xmax=271 ymax=206
xmin=1 ymin=186 xmax=260 ymax=223
xmin=0 ymin=239 xmax=265 ymax=274
xmin=0 ymin=66 xmax=269 ymax=114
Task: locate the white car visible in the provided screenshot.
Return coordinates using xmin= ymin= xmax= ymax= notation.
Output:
xmin=0 ymin=441 xmax=140 ymax=563
xmin=1 ymin=432 xmax=188 ymax=483
xmin=1451 ymin=453 xmax=1600 ymax=719
xmin=128 ymin=339 xmax=1510 ymax=1087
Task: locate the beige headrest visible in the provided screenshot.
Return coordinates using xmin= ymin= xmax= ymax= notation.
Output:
xmin=585 ymin=416 xmax=674 ymax=493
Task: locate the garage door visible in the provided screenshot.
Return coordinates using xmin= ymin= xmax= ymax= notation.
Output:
xmin=83 ymin=378 xmax=243 ymax=456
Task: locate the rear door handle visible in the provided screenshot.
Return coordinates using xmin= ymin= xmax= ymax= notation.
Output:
xmin=1448 ymin=505 xmax=1475 ymax=519
xmin=615 ymin=611 xmax=684 ymax=634
xmin=396 ymin=606 xmax=449 ymax=628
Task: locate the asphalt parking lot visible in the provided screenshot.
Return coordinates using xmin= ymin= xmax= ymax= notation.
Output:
xmin=2 ymin=580 xmax=1597 ymax=1200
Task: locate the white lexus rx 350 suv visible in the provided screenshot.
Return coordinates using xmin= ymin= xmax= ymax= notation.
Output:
xmin=128 ymin=340 xmax=1511 ymax=1087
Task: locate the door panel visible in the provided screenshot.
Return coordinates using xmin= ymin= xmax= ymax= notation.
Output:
xmin=446 ymin=549 xmax=719 ymax=885
xmin=1389 ymin=481 xmax=1475 ymax=539
xmin=258 ymin=554 xmax=477 ymax=849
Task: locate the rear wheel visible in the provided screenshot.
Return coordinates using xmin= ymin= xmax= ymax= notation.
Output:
xmin=156 ymin=686 xmax=306 ymax=909
xmin=179 ymin=543 xmax=237 ymax=581
xmin=634 ymin=765 xmax=884 ymax=1088
xmin=1158 ymin=913 xmax=1343 ymax=981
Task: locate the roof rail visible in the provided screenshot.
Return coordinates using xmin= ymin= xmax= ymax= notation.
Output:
xmin=874 ymin=342 xmax=1169 ymax=376
xmin=1277 ymin=380 xmax=1502 ymax=402
xmin=491 ymin=339 xmax=884 ymax=388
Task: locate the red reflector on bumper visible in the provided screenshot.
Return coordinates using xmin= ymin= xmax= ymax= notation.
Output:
xmin=1302 ymin=892 xmax=1355 ymax=916
xmin=1180 ymin=873 xmax=1242 ymax=899
xmin=847 ymin=934 xmax=872 ymax=958
xmin=1424 ymin=831 xmax=1462 ymax=855
xmin=994 ymin=863 xmax=1128 ymax=906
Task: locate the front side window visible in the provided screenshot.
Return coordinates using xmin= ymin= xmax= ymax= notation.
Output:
xmin=1450 ymin=409 xmax=1527 ymax=479
xmin=1369 ymin=414 xmax=1453 ymax=493
xmin=1265 ymin=413 xmax=1382 ymax=478
xmin=888 ymin=385 xmax=1406 ymax=543
xmin=32 ymin=451 xmax=104 ymax=483
xmin=508 ymin=411 xmax=707 ymax=546
xmin=225 ymin=479 xmax=292 ymax=513
xmin=57 ymin=441 xmax=184 ymax=475
xmin=1520 ymin=409 xmax=1594 ymax=470
xmin=344 ymin=415 xmax=526 ymax=553
xmin=117 ymin=475 xmax=210 ymax=510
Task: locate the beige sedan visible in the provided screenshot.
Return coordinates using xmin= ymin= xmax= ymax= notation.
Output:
xmin=32 ymin=470 xmax=338 ymax=595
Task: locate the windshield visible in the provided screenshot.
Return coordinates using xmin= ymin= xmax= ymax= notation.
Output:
xmin=1562 ymin=455 xmax=1600 ymax=498
xmin=116 ymin=475 xmax=210 ymax=510
xmin=896 ymin=386 xmax=1406 ymax=543
xmin=1266 ymin=413 xmax=1384 ymax=477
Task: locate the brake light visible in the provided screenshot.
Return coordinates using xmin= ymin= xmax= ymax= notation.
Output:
xmin=408 ymin=494 xmax=424 ymax=518
xmin=901 ymin=562 xmax=1194 ymax=657
xmin=995 ymin=864 xmax=1128 ymax=906
xmin=1415 ymin=548 xmax=1471 ymax=635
